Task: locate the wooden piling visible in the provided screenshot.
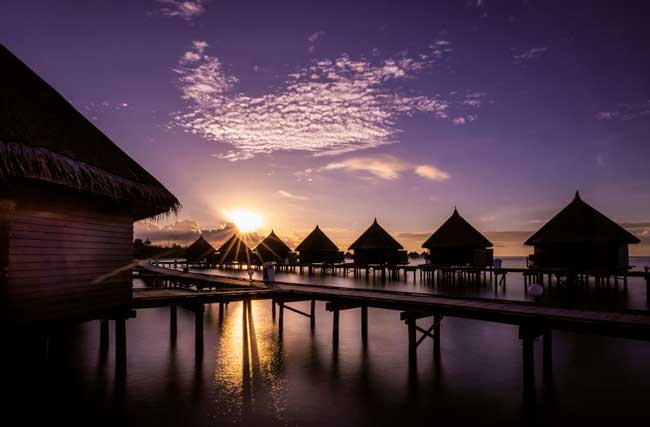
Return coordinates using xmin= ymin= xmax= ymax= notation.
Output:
xmin=115 ymin=317 xmax=127 ymax=376
xmin=170 ymin=305 xmax=177 ymax=344
xmin=100 ymin=319 xmax=109 ymax=351
xmin=407 ymin=317 xmax=417 ymax=366
xmin=310 ymin=300 xmax=316 ymax=329
xmin=332 ymin=308 xmax=340 ymax=347
xmin=194 ymin=304 xmax=204 ymax=355
xmin=361 ymin=305 xmax=368 ymax=343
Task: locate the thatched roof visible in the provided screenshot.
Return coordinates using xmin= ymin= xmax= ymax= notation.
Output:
xmin=255 ymin=230 xmax=291 ymax=253
xmin=525 ymin=192 xmax=640 ymax=246
xmin=295 ymin=225 xmax=340 ymax=252
xmin=185 ymin=235 xmax=216 ymax=262
xmin=0 ymin=44 xmax=179 ymax=220
xmin=217 ymin=233 xmax=253 ymax=261
xmin=349 ymin=219 xmax=403 ymax=250
xmin=422 ymin=208 xmax=492 ymax=249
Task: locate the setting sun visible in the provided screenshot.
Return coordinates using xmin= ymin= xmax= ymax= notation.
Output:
xmin=225 ymin=209 xmax=263 ymax=233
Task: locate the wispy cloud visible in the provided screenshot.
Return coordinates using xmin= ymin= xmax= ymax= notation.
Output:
xmin=513 ymin=47 xmax=548 ymax=61
xmin=156 ymin=0 xmax=207 ymax=20
xmin=172 ymin=40 xmax=475 ymax=160
xmin=308 ymin=30 xmax=325 ymax=43
xmin=276 ymin=190 xmax=310 ymax=200
xmin=596 ymin=100 xmax=650 ymax=121
xmin=307 ymin=30 xmax=326 ymax=53
xmin=321 ymin=155 xmax=449 ymax=181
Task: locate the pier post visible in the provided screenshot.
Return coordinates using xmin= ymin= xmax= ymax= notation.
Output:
xmin=433 ymin=313 xmax=442 ymax=359
xmin=543 ymin=329 xmax=552 ymax=383
xmin=115 ymin=317 xmax=127 ymax=377
xmin=271 ymin=299 xmax=276 ymax=320
xmin=170 ymin=305 xmax=177 ymax=345
xmin=361 ymin=305 xmax=368 ymax=344
xmin=519 ymin=325 xmax=541 ymax=408
xmin=310 ymin=300 xmax=316 ymax=330
xmin=219 ymin=302 xmax=225 ymax=324
xmin=332 ymin=308 xmax=340 ymax=348
xmin=279 ymin=301 xmax=284 ymax=335
xmin=100 ymin=319 xmax=109 ymax=352
xmin=406 ymin=317 xmax=417 ymax=366
xmin=194 ymin=304 xmax=204 ymax=356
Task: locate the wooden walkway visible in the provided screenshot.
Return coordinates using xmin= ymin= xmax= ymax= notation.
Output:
xmin=114 ymin=261 xmax=650 ymax=409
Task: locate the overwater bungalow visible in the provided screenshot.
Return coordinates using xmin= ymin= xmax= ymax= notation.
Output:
xmin=217 ymin=233 xmax=253 ymax=265
xmin=295 ymin=225 xmax=344 ymax=264
xmin=255 ymin=230 xmax=293 ymax=263
xmin=0 ymin=44 xmax=179 ymax=324
xmin=422 ymin=208 xmax=493 ymax=266
xmin=185 ymin=235 xmax=217 ymax=263
xmin=525 ymin=192 xmax=640 ymax=272
xmin=349 ymin=219 xmax=407 ymax=266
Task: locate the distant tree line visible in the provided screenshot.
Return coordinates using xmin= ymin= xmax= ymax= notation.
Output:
xmin=133 ymin=238 xmax=185 ymax=259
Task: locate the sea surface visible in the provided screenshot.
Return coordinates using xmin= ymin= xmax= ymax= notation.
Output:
xmin=12 ymin=257 xmax=650 ymax=426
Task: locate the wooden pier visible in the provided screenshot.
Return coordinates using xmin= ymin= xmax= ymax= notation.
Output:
xmin=90 ymin=261 xmax=650 ymax=411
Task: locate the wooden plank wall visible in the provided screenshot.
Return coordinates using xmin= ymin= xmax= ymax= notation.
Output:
xmin=6 ymin=206 xmax=133 ymax=323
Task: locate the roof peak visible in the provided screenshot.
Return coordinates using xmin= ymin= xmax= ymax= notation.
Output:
xmin=574 ymin=190 xmax=582 ymax=201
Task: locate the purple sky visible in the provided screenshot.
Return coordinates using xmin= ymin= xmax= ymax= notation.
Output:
xmin=2 ymin=0 xmax=649 ymax=254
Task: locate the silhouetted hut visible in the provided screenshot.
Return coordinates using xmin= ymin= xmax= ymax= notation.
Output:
xmin=185 ymin=235 xmax=216 ymax=262
xmin=349 ymin=219 xmax=407 ymax=266
xmin=422 ymin=208 xmax=493 ymax=266
xmin=255 ymin=230 xmax=293 ymax=263
xmin=525 ymin=192 xmax=640 ymax=271
xmin=0 ymin=44 xmax=179 ymax=324
xmin=295 ymin=225 xmax=344 ymax=264
xmin=217 ymin=233 xmax=253 ymax=265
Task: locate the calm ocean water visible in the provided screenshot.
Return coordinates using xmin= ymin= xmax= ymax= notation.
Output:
xmin=14 ymin=257 xmax=650 ymax=426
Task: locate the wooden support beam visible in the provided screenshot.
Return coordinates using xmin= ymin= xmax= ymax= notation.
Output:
xmin=310 ymin=300 xmax=316 ymax=329
xmin=283 ymin=304 xmax=312 ymax=318
xmin=361 ymin=305 xmax=368 ymax=343
xmin=326 ymin=302 xmax=361 ymax=312
xmin=543 ymin=329 xmax=552 ymax=383
xmin=170 ymin=305 xmax=177 ymax=344
xmin=115 ymin=317 xmax=127 ymax=376
xmin=99 ymin=319 xmax=109 ymax=352
xmin=194 ymin=304 xmax=204 ymax=355
xmin=433 ymin=313 xmax=442 ymax=359
xmin=278 ymin=301 xmax=284 ymax=335
xmin=400 ymin=311 xmax=432 ymax=321
xmin=332 ymin=308 xmax=340 ymax=347
xmin=519 ymin=324 xmax=542 ymax=407
xmin=407 ymin=317 xmax=417 ymax=366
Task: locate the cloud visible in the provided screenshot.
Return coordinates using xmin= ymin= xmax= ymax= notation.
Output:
xmin=596 ymin=100 xmax=650 ymax=121
xmin=414 ymin=165 xmax=450 ymax=181
xmin=135 ymin=220 xmax=265 ymax=247
xmin=513 ymin=47 xmax=548 ymax=61
xmin=321 ymin=155 xmax=449 ymax=181
xmin=172 ymin=41 xmax=474 ymax=159
xmin=308 ymin=31 xmax=325 ymax=43
xmin=156 ymin=0 xmax=207 ymax=20
xmin=276 ymin=190 xmax=310 ymax=200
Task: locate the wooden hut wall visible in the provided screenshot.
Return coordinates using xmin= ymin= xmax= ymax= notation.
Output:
xmin=2 ymin=189 xmax=133 ymax=324
xmin=531 ymin=243 xmax=629 ymax=271
xmin=428 ymin=248 xmax=493 ymax=266
xmin=300 ymin=250 xmax=344 ymax=264
xmin=353 ymin=249 xmax=407 ymax=266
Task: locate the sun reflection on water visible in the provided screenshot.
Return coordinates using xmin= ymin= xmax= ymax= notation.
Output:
xmin=211 ymin=301 xmax=287 ymax=424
